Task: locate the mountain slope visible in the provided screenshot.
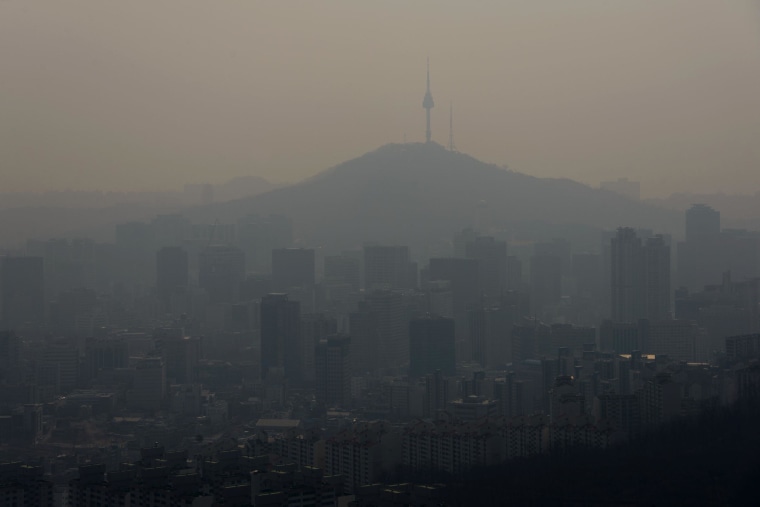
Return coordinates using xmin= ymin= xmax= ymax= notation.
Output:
xmin=188 ymin=142 xmax=680 ymax=251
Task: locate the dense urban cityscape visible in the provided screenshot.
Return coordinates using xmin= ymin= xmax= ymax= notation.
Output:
xmin=3 ymin=2 xmax=760 ymax=506
xmin=1 ymin=138 xmax=759 ymax=505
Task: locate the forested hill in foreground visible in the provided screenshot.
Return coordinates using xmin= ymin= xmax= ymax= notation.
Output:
xmin=446 ymin=397 xmax=760 ymax=506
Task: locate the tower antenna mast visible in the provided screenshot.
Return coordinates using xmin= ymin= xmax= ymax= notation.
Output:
xmin=448 ymin=100 xmax=457 ymax=152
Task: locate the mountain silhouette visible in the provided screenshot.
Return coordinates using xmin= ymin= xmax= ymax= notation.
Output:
xmin=188 ymin=142 xmax=680 ymax=254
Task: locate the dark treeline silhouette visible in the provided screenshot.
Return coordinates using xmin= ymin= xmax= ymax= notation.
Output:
xmin=445 ymin=395 xmax=760 ymax=506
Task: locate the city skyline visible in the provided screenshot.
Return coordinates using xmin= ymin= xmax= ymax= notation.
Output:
xmin=3 ymin=3 xmax=760 ymax=502
xmin=2 ymin=1 xmax=760 ymax=196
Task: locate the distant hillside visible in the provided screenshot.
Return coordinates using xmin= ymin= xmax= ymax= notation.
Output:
xmin=0 ymin=176 xmax=278 ymax=248
xmin=189 ymin=143 xmax=681 ymax=253
xmin=213 ymin=175 xmax=279 ymax=202
xmin=0 ymin=145 xmax=684 ymax=251
xmin=646 ymin=192 xmax=760 ymax=231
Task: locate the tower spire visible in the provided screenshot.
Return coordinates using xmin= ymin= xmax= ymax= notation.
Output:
xmin=426 ymin=57 xmax=430 ymax=91
xmin=422 ymin=58 xmax=435 ymax=143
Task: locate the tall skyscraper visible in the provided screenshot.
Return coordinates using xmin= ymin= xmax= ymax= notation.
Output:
xmin=260 ymin=294 xmax=301 ymax=382
xmin=469 ymin=306 xmax=513 ymax=368
xmin=367 ymin=290 xmax=407 ymax=369
xmin=0 ymin=256 xmax=45 ymax=328
xmin=409 ymin=315 xmax=455 ymax=378
xmin=465 ymin=235 xmax=507 ymax=301
xmin=0 ymin=331 xmax=21 ymax=382
xmin=300 ymin=313 xmax=338 ymax=384
xmin=611 ymin=228 xmax=644 ymax=323
xmin=685 ymin=203 xmax=720 ymax=243
xmin=647 ymin=320 xmax=700 ymax=362
xmin=610 ymin=228 xmax=671 ymax=322
xmin=428 ymin=258 xmax=480 ymax=316
xmin=83 ymin=336 xmax=128 ymax=383
xmin=156 ymin=246 xmax=189 ymax=303
xmin=315 ymin=334 xmax=351 ymax=408
xmin=363 ymin=245 xmax=415 ymax=290
xmin=348 ymin=290 xmax=406 ymax=373
xmin=678 ymin=204 xmax=722 ymax=290
xmin=643 ymin=236 xmax=671 ymax=322
xmin=324 ymin=253 xmax=361 ymax=291
xmin=129 ymin=357 xmax=166 ymax=412
xmin=158 ymin=333 xmax=200 ymax=385
xmin=272 ymin=248 xmax=315 ymax=292
xmin=530 ymin=254 xmax=562 ymax=318
xmin=348 ymin=302 xmax=376 ymax=374
xmin=198 ymin=245 xmax=245 ymax=303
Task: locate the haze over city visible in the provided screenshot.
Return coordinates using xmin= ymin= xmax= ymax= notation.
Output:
xmin=2 ymin=1 xmax=760 ymax=196
xmin=2 ymin=2 xmax=760 ymax=506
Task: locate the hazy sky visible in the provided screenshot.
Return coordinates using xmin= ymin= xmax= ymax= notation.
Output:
xmin=2 ymin=1 xmax=760 ymax=197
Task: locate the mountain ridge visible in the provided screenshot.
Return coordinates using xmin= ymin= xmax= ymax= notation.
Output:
xmin=187 ymin=142 xmax=681 ymax=253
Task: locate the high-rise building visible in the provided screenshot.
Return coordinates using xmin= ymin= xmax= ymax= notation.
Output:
xmin=0 ymin=331 xmax=21 ymax=383
xmin=428 ymin=257 xmax=480 ymax=319
xmin=572 ymin=253 xmax=602 ymax=300
xmin=129 ymin=358 xmax=166 ymax=412
xmin=260 ymin=294 xmax=301 ymax=382
xmin=198 ymin=245 xmax=245 ymax=303
xmin=156 ymin=246 xmax=189 ymax=303
xmin=550 ymin=323 xmax=596 ymax=357
xmin=159 ymin=334 xmax=200 ymax=385
xmin=469 ymin=307 xmax=513 ymax=368
xmin=151 ymin=213 xmax=191 ymax=250
xmin=643 ymin=236 xmax=671 ymax=321
xmin=685 ymin=204 xmax=720 ymax=243
xmin=348 ymin=303 xmax=377 ymax=374
xmin=641 ymin=372 xmax=682 ymax=426
xmin=610 ymin=228 xmax=671 ymax=322
xmin=409 ymin=315 xmax=455 ymax=378
xmin=26 ymin=237 xmax=95 ymax=298
xmin=679 ymin=205 xmax=759 ymax=293
xmin=534 ymin=239 xmax=572 ymax=278
xmin=506 ymin=256 xmax=523 ymax=291
xmin=465 ymin=235 xmax=507 ymax=301
xmin=593 ymin=393 xmax=641 ymax=438
xmin=272 ymin=248 xmax=315 ymax=292
xmin=530 ymin=254 xmax=562 ymax=317
xmin=647 ymin=320 xmax=700 ymax=362
xmin=366 ymin=290 xmax=407 ymax=370
xmin=315 ymin=334 xmax=351 ymax=408
xmin=348 ymin=290 xmax=406 ymax=373
xmin=0 ymin=256 xmax=45 ymax=328
xmin=324 ymin=253 xmax=361 ymax=291
xmin=363 ymin=245 xmax=415 ymax=290
xmin=300 ymin=313 xmax=338 ymax=384
xmin=678 ymin=204 xmax=722 ymax=290
xmin=83 ymin=336 xmax=128 ymax=383
xmin=42 ymin=339 xmax=78 ymax=394
xmin=599 ymin=320 xmax=644 ymax=354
